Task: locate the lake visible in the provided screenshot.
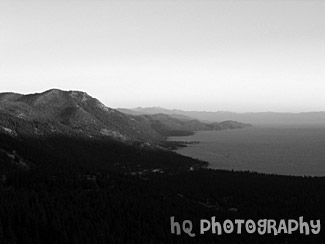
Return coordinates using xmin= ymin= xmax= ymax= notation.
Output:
xmin=168 ymin=125 xmax=325 ymax=176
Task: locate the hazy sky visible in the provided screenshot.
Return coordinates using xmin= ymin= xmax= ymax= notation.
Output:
xmin=1 ymin=0 xmax=324 ymax=112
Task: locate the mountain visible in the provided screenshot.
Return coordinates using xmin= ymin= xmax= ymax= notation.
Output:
xmin=118 ymin=107 xmax=325 ymax=126
xmin=118 ymin=107 xmax=193 ymax=120
xmin=0 ymin=89 xmax=163 ymax=144
xmin=130 ymin=113 xmax=251 ymax=137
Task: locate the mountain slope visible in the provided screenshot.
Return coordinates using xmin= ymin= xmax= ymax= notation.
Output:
xmin=0 ymin=89 xmax=163 ymax=144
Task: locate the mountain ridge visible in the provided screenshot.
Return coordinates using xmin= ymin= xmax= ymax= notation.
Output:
xmin=118 ymin=107 xmax=325 ymax=125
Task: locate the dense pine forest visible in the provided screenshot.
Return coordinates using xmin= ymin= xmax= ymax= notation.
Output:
xmin=1 ymin=133 xmax=325 ymax=243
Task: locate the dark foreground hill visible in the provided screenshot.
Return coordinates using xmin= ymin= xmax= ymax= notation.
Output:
xmin=1 ymin=130 xmax=325 ymax=244
xmin=0 ymin=131 xmax=325 ymax=244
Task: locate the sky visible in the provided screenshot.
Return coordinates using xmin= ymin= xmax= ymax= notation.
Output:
xmin=0 ymin=0 xmax=324 ymax=112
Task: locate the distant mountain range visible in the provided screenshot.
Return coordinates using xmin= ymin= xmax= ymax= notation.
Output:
xmin=118 ymin=107 xmax=325 ymax=126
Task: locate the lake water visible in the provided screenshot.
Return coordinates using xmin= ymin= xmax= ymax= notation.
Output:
xmin=169 ymin=126 xmax=325 ymax=176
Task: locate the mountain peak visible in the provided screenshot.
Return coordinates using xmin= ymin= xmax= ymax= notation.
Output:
xmin=43 ymin=88 xmax=64 ymax=93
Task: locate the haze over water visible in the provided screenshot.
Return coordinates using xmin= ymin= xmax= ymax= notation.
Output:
xmin=169 ymin=125 xmax=325 ymax=177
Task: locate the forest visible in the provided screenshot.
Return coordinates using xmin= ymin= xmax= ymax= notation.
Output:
xmin=0 ymin=133 xmax=324 ymax=243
